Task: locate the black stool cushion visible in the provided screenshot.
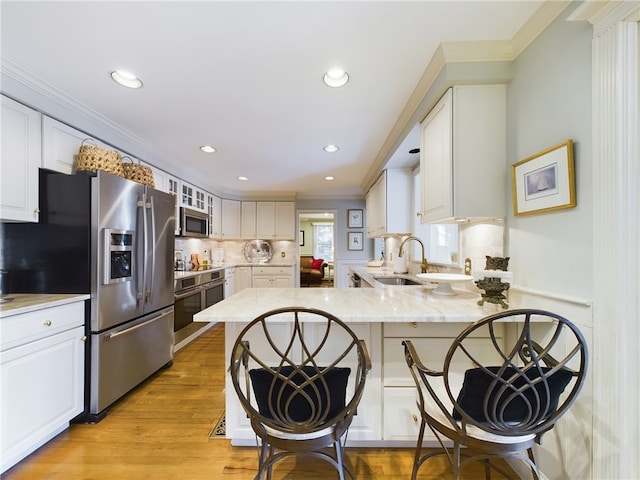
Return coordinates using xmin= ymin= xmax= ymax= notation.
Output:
xmin=453 ymin=366 xmax=573 ymax=424
xmin=250 ymin=365 xmax=350 ymax=423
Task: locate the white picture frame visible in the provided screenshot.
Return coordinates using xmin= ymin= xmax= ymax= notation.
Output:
xmin=347 ymin=209 xmax=363 ymax=229
xmin=348 ymin=232 xmax=363 ymax=251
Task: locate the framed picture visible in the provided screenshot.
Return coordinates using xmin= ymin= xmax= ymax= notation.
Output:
xmin=348 ymin=231 xmax=363 ymax=251
xmin=511 ymin=140 xmax=576 ymax=216
xmin=299 ymin=230 xmax=305 ymax=246
xmin=347 ymin=209 xmax=363 ymax=229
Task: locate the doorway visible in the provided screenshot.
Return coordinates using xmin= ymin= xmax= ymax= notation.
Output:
xmin=297 ymin=210 xmax=336 ymax=288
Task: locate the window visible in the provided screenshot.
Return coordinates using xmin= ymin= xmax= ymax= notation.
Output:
xmin=313 ymin=223 xmax=334 ymax=261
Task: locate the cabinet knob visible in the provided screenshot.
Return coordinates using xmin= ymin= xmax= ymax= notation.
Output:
xmin=412 ymin=414 xmax=418 ymax=423
xmin=43 ymin=320 xmax=52 ymax=326
xmin=81 ymin=336 xmax=87 ymax=342
xmin=411 ymin=322 xmax=417 ymax=328
xmin=33 ymin=208 xmax=41 ymax=214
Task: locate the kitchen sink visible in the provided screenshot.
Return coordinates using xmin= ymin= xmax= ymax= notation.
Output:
xmin=374 ymin=277 xmax=422 ymax=286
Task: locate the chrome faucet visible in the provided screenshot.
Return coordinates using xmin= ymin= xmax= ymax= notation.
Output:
xmin=398 ymin=236 xmax=429 ymax=273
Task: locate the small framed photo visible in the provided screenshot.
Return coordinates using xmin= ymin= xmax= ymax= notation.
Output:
xmin=299 ymin=230 xmax=305 ymax=246
xmin=347 ymin=209 xmax=363 ymax=229
xmin=348 ymin=231 xmax=363 ymax=251
xmin=511 ymin=140 xmax=576 ymax=216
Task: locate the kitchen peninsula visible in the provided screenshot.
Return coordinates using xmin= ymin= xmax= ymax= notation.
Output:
xmin=195 ymin=283 xmax=507 ymax=446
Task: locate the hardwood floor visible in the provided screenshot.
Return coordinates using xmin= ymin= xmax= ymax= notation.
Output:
xmin=2 ymin=323 xmax=511 ymax=480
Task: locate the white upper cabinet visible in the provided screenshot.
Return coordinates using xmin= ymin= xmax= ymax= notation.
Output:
xmin=256 ymin=202 xmax=295 ymax=240
xmin=419 ymin=85 xmax=506 ymax=223
xmin=41 ymin=116 xmax=86 ymax=174
xmin=179 ymin=180 xmax=206 ymax=212
xmin=365 ymin=169 xmax=412 ymax=238
xmin=1 ymin=96 xmax=41 ymax=222
xmin=141 ymin=162 xmax=175 ymax=195
xmin=207 ymin=193 xmax=222 ymax=239
xmin=241 ymin=201 xmax=257 ymax=239
xmin=141 ymin=163 xmax=180 ymax=235
xmin=221 ymin=199 xmax=241 ymax=239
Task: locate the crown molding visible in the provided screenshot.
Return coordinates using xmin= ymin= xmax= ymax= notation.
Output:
xmin=361 ymin=0 xmax=572 ymax=194
xmin=512 ymin=1 xmax=573 ymax=57
xmin=0 ymin=57 xmax=168 ymax=168
xmin=568 ymin=0 xmax=640 ymax=35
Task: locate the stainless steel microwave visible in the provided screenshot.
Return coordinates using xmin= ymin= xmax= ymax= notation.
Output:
xmin=179 ymin=207 xmax=209 ymax=238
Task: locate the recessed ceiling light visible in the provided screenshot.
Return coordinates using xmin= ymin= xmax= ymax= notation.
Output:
xmin=200 ymin=145 xmax=216 ymax=153
xmin=238 ymin=176 xmax=249 ymax=181
xmin=324 ymin=176 xmax=335 ymax=181
xmin=323 ymin=144 xmax=339 ymax=153
xmin=110 ymin=70 xmax=143 ymax=89
xmin=323 ymin=68 xmax=349 ymax=88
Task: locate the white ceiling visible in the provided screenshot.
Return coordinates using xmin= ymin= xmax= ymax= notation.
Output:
xmin=1 ymin=1 xmax=544 ymax=198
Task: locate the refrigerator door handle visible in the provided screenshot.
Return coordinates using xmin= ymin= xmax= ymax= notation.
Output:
xmin=136 ymin=196 xmax=146 ymax=302
xmin=147 ymin=194 xmax=156 ymax=303
xmin=108 ymin=314 xmax=162 ymax=339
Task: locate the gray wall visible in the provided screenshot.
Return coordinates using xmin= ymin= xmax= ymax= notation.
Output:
xmin=506 ymin=3 xmax=593 ymax=479
xmin=507 ymin=4 xmax=593 ymax=298
xmin=296 ymin=198 xmax=371 ymax=261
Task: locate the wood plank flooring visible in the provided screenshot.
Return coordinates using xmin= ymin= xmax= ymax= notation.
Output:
xmin=2 ymin=323 xmax=512 ymax=480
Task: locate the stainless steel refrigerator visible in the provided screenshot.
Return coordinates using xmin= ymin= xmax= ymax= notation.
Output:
xmin=4 ymin=169 xmax=175 ymax=421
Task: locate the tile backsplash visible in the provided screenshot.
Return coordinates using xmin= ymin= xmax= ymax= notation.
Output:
xmin=459 ymin=219 xmax=506 ymax=274
xmin=174 ymin=238 xmax=297 ymax=267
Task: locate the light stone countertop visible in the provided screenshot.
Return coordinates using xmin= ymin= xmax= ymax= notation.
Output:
xmin=0 ymin=293 xmax=90 ymax=318
xmin=174 ymin=262 xmax=295 ymax=280
xmin=194 ymin=286 xmax=505 ymax=324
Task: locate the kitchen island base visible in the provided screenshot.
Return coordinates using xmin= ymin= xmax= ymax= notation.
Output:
xmin=195 ymin=287 xmax=507 ymax=446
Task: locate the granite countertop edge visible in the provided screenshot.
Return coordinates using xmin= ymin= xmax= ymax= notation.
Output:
xmin=0 ymin=293 xmax=90 ymax=318
xmin=194 ymin=287 xmax=504 ymax=324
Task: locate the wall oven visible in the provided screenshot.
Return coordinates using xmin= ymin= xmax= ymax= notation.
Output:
xmin=174 ymin=269 xmax=225 ymax=333
xmin=179 ymin=207 xmax=209 ymax=238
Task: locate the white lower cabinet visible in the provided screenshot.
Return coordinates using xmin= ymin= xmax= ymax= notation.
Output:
xmin=251 ymin=265 xmax=294 ymax=288
xmin=1 ymin=300 xmax=86 ymax=473
xmin=224 ymin=267 xmax=236 ymax=297
xmin=235 ymin=267 xmax=252 ymax=293
xmin=222 ymin=319 xmax=503 ymax=446
xmin=383 ymin=387 xmax=423 ymax=442
xmin=382 ymin=322 xmax=504 ymax=443
xmin=224 ymin=321 xmax=381 ymax=444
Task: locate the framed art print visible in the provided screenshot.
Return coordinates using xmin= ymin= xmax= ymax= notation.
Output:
xmin=511 ymin=140 xmax=576 ymax=216
xmin=348 ymin=232 xmax=363 ymax=250
xmin=348 ymin=209 xmax=363 ymax=229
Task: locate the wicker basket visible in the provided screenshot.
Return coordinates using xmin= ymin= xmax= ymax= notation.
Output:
xmin=75 ymin=138 xmax=124 ymax=177
xmin=122 ymin=156 xmax=155 ymax=187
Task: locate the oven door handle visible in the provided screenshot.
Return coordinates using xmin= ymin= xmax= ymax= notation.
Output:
xmin=175 ymin=286 xmax=203 ymax=301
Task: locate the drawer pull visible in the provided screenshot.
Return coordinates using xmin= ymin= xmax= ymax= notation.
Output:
xmin=43 ymin=320 xmax=52 ymax=327
xmin=412 ymin=414 xmax=418 ymax=423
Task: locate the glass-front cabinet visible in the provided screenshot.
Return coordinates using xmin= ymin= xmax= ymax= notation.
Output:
xmin=180 ymin=181 xmax=206 ymax=212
